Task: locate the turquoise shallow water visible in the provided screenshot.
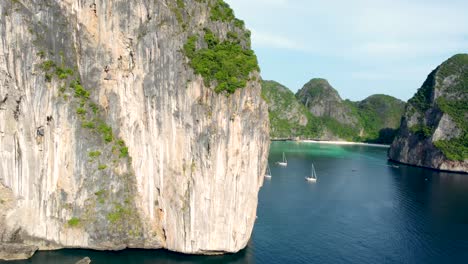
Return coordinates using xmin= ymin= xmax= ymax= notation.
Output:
xmin=4 ymin=141 xmax=468 ymax=264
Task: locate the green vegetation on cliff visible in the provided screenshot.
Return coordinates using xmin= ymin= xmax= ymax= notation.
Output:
xmin=262 ymin=80 xmax=405 ymax=143
xmin=320 ymin=116 xmax=359 ymax=141
xmin=408 ymin=70 xmax=435 ymax=114
xmin=437 ymin=54 xmax=468 ymax=94
xmin=401 ymin=54 xmax=468 ymax=162
xmin=210 ymin=0 xmax=235 ymax=22
xmin=261 ymin=81 xmax=320 ymax=138
xmin=356 ymin=95 xmax=406 ymax=143
xmin=183 ymin=1 xmax=258 ymax=94
xmin=432 ymin=55 xmax=468 ymax=161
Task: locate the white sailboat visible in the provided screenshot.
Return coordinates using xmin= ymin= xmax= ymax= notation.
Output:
xmin=305 ymin=163 xmax=317 ymax=182
xmin=277 ymin=152 xmax=287 ymax=167
xmin=265 ymin=164 xmax=272 ymax=179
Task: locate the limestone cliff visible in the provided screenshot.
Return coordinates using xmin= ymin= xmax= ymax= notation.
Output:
xmin=389 ymin=54 xmax=468 ymax=173
xmin=261 ymin=80 xmax=319 ymax=139
xmin=0 ymin=0 xmax=269 ymax=259
xmin=263 ymin=78 xmax=405 ymax=142
xmin=296 ymin=78 xmax=359 ymax=127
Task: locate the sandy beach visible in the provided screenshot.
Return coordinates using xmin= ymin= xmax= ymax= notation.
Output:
xmin=296 ymin=140 xmax=390 ymax=148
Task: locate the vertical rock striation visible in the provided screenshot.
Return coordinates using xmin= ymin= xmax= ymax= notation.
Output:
xmin=0 ymin=0 xmax=269 ymax=258
xmin=389 ymin=54 xmax=468 ymax=173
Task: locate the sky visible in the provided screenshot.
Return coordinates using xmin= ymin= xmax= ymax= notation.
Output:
xmin=224 ymin=0 xmax=468 ymax=101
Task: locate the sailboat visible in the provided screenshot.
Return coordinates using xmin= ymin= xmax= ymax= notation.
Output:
xmin=277 ymin=152 xmax=287 ymax=167
xmin=265 ymin=164 xmax=272 ymax=179
xmin=305 ymin=163 xmax=317 ymax=182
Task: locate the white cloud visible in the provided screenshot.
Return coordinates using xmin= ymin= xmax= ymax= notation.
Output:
xmin=251 ymin=30 xmax=310 ymax=52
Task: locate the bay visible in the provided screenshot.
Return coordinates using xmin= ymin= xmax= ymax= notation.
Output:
xmin=6 ymin=141 xmax=468 ymax=264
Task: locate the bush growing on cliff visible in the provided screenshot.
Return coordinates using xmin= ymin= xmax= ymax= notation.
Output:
xmin=434 ymin=138 xmax=468 ymax=161
xmin=89 ymin=150 xmax=101 ymax=158
xmin=210 ymin=0 xmax=235 ymax=22
xmin=95 ymin=190 xmax=107 ymax=204
xmin=67 ymin=217 xmax=80 ymax=227
xmin=44 ymin=73 xmax=52 ymax=82
xmin=70 ymin=79 xmax=90 ymax=99
xmin=410 ymin=124 xmax=433 ymax=139
xmin=107 ymin=204 xmax=131 ymax=224
xmin=82 ymin=121 xmax=95 ymax=129
xmin=76 ymin=107 xmax=86 ymax=115
xmin=36 ymin=50 xmax=46 ymax=59
xmin=97 ymin=122 xmax=113 ymax=143
xmin=119 ymin=146 xmax=129 ymax=158
xmin=408 ymin=70 xmax=436 ymax=113
xmin=184 ymin=36 xmax=197 ymax=58
xmin=183 ymin=29 xmax=259 ymax=94
xmin=40 ymin=60 xmax=56 ymax=71
xmin=55 ymin=66 xmax=74 ymax=80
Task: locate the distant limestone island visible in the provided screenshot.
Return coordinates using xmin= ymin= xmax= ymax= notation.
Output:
xmin=389 ymin=54 xmax=468 ymax=173
xmin=261 ymin=54 xmax=468 ymax=173
xmin=262 ymin=78 xmax=406 ymax=144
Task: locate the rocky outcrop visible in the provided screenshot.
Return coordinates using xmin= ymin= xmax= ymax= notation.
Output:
xmin=0 ymin=244 xmax=38 ymax=261
xmin=261 ymin=80 xmax=318 ymax=138
xmin=296 ymin=78 xmax=359 ymax=126
xmin=389 ymin=54 xmax=468 ymax=173
xmin=0 ymin=0 xmax=269 ymax=259
xmin=76 ymin=257 xmax=92 ymax=264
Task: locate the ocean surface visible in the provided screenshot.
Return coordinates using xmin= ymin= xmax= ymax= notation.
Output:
xmin=5 ymin=141 xmax=468 ymax=264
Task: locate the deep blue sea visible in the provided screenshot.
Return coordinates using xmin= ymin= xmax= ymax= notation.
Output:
xmin=5 ymin=141 xmax=468 ymax=264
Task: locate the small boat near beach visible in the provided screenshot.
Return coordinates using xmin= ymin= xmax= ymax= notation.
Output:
xmin=277 ymin=152 xmax=287 ymax=167
xmin=305 ymin=163 xmax=317 ymax=183
xmin=265 ymin=164 xmax=272 ymax=179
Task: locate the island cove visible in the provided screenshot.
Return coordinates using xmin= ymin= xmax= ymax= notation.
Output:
xmin=263 ymin=54 xmax=468 ymax=174
xmin=262 ymin=79 xmax=406 ymax=144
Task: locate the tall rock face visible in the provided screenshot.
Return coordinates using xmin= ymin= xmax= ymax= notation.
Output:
xmin=296 ymin=78 xmax=358 ymax=127
xmin=389 ymin=54 xmax=468 ymax=173
xmin=0 ymin=0 xmax=269 ymax=258
xmin=261 ymin=80 xmax=319 ymax=138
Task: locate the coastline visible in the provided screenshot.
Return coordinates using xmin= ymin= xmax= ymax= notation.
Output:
xmin=271 ymin=138 xmax=390 ymax=148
